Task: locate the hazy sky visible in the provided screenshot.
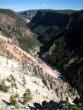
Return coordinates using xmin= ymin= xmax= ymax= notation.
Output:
xmin=0 ymin=0 xmax=83 ymax=11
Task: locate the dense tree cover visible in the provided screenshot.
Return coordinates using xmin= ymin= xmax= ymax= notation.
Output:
xmin=28 ymin=9 xmax=83 ymax=104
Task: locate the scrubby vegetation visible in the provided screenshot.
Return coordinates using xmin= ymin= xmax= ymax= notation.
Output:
xmin=23 ymin=89 xmax=32 ymax=104
xmin=0 ymin=81 xmax=9 ymax=92
xmin=68 ymin=105 xmax=80 ymax=110
xmin=10 ymin=94 xmax=19 ymax=106
xmin=17 ymin=35 xmax=39 ymax=52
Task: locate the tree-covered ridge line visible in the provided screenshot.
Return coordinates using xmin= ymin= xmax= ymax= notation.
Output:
xmin=0 ymin=8 xmax=39 ymax=52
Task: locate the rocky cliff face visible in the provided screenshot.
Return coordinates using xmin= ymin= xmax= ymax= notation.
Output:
xmin=0 ymin=32 xmax=78 ymax=109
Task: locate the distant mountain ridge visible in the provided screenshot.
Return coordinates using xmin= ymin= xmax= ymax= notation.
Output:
xmin=19 ymin=9 xmax=77 ymax=20
xmin=19 ymin=10 xmax=38 ymax=20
